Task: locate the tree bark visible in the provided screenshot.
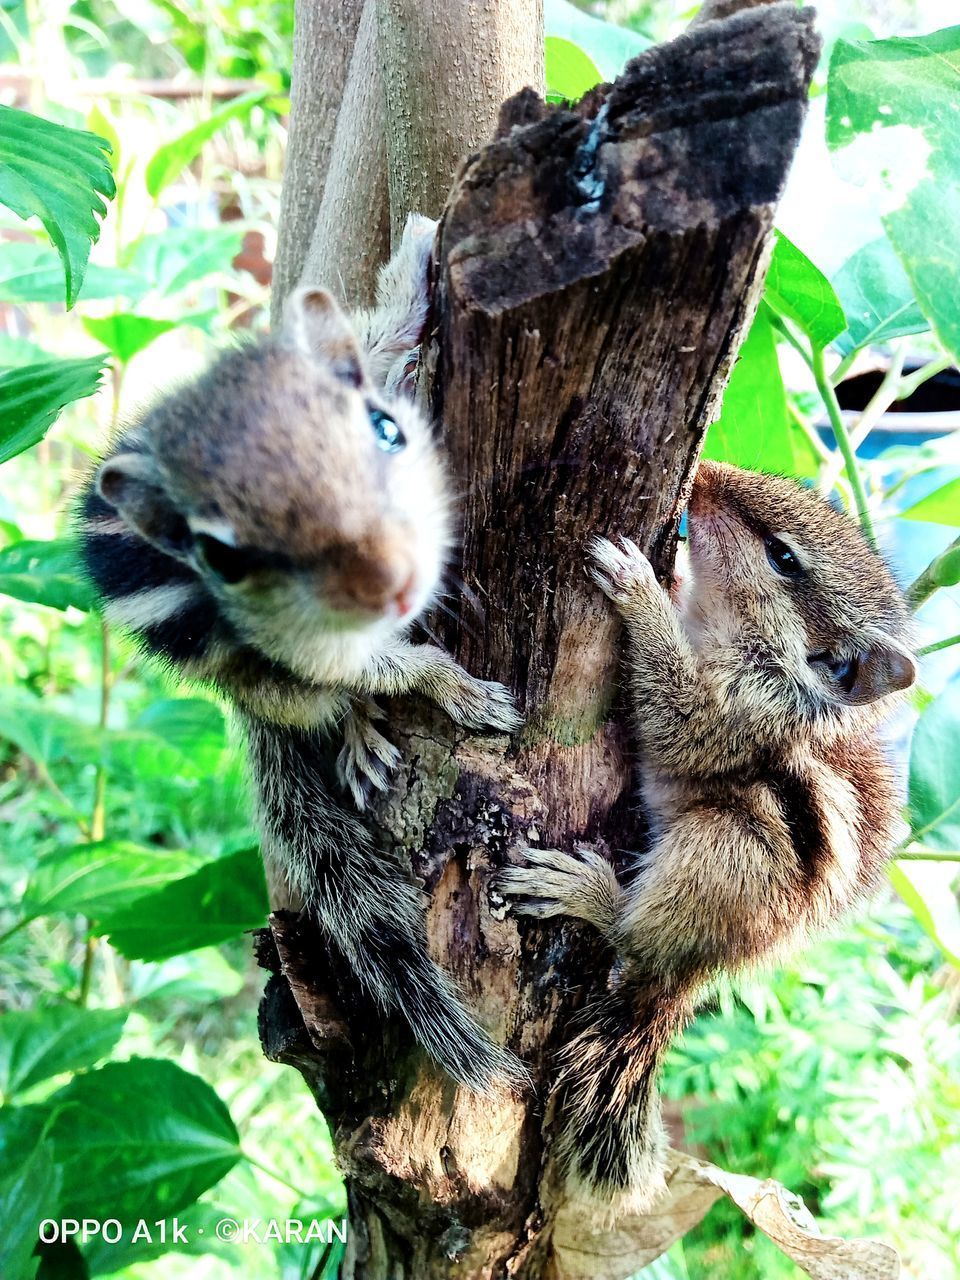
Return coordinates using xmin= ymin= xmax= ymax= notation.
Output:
xmin=258 ymin=5 xmax=818 ymax=1278
xmin=271 ymin=0 xmax=365 ymax=319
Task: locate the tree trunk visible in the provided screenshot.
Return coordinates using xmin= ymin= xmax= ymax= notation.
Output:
xmin=258 ymin=4 xmax=818 ymax=1277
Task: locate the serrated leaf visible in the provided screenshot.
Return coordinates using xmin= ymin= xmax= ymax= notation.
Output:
xmin=831 ymin=237 xmax=930 ymax=356
xmin=81 ymin=313 xmax=178 ymax=363
xmin=826 ymin=27 xmax=960 ymax=362
xmin=24 ymin=841 xmax=207 ymax=921
xmin=909 ymin=682 xmax=960 ymax=851
xmin=545 ymin=36 xmax=603 ymax=102
xmin=47 ymin=1059 xmax=240 ymax=1222
xmin=765 ymin=231 xmax=846 ymax=350
xmin=0 ymin=1139 xmax=59 ymax=1280
xmin=0 ymin=242 xmax=147 ymax=306
xmin=0 ymin=539 xmax=93 ymax=611
xmin=889 ymin=860 xmax=960 ymax=966
xmin=703 ymin=306 xmax=820 ymax=478
xmin=0 ymin=1007 xmax=128 ymax=1101
xmin=0 ymin=357 xmax=106 ymax=465
xmin=99 ymin=844 xmax=267 ymax=961
xmin=901 ymin=477 xmax=960 ymax=525
xmin=544 ymin=0 xmax=648 ymax=81
xmin=125 ymin=225 xmax=245 ymax=296
xmin=145 ymin=91 xmax=267 ymax=199
xmin=0 ymin=105 xmax=115 ymax=307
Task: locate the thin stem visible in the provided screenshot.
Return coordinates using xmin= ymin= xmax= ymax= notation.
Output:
xmin=767 ymin=310 xmax=815 ymax=372
xmin=819 ymin=343 xmax=907 ymax=495
xmin=897 ymin=352 xmax=952 ymax=401
xmin=787 ymin=401 xmax=832 ymax=464
xmin=78 ymin=620 xmax=112 ymax=1006
xmin=918 ymin=633 xmax=960 ymax=657
xmin=896 ymin=850 xmax=960 ymax=863
xmin=812 ymin=346 xmax=877 ymax=548
xmin=907 ymin=533 xmax=960 ymax=611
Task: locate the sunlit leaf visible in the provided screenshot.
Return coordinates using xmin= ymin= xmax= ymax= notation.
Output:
xmin=901 ymin=477 xmax=960 ymax=525
xmin=0 ymin=105 xmax=115 ymax=306
xmin=0 ymin=1139 xmax=59 ymax=1280
xmin=0 ymin=242 xmax=147 ymax=306
xmin=703 ymin=306 xmax=820 ymax=478
xmin=764 ymin=232 xmax=846 ymax=350
xmin=98 ymin=843 xmax=267 ymax=961
xmin=47 ymin=1059 xmax=240 ymax=1222
xmin=831 ymin=237 xmax=930 ymax=355
xmin=125 ymin=225 xmax=245 ymax=296
xmin=81 ymin=312 xmax=178 ymax=363
xmin=544 ymin=0 xmax=648 ymax=81
xmin=827 ymin=27 xmax=960 ymax=362
xmin=0 ymin=357 xmax=106 ymax=465
xmin=24 ymin=841 xmax=207 ymax=921
xmin=0 ymin=538 xmax=93 ymax=611
xmin=145 ymin=91 xmax=267 ymax=198
xmin=545 ymin=36 xmax=603 ymax=102
xmin=0 ymin=1007 xmax=127 ymax=1101
xmin=889 ymin=861 xmax=960 ymax=966
xmin=908 ymin=682 xmax=960 ymax=850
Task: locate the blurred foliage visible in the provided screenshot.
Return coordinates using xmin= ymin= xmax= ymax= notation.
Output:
xmin=0 ymin=3 xmax=958 ymax=1280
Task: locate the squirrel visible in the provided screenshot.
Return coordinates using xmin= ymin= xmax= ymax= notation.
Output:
xmin=500 ymin=460 xmax=917 ymax=1210
xmin=79 ymin=215 xmax=526 ymax=1093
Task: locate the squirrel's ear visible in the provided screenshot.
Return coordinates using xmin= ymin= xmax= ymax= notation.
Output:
xmin=97 ymin=453 xmax=193 ymax=560
xmin=282 ymin=287 xmax=366 ymax=388
xmin=837 ymin=636 xmax=917 ymax=706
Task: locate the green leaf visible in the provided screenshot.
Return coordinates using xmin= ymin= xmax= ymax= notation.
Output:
xmin=889 ymin=861 xmax=960 ymax=966
xmin=901 ymin=477 xmax=960 ymax=525
xmin=545 ymin=36 xmax=603 ymax=102
xmin=131 ymin=699 xmax=226 ymax=774
xmin=831 ymin=237 xmax=930 ymax=355
xmin=0 ymin=105 xmax=115 ymax=307
xmin=98 ymin=844 xmax=267 ymax=961
xmin=145 ymin=91 xmax=267 ymax=199
xmin=24 ymin=841 xmax=207 ymax=921
xmin=81 ymin=313 xmax=178 ymax=364
xmin=125 ymin=225 xmax=245 ymax=296
xmin=0 ymin=1007 xmax=127 ymax=1101
xmin=0 ymin=1139 xmax=59 ymax=1280
xmin=0 ymin=539 xmax=93 ymax=611
xmin=764 ymin=231 xmax=846 ymax=349
xmin=826 ymin=27 xmax=960 ymax=362
xmin=0 ymin=357 xmax=106 ymax=465
xmin=47 ymin=1058 xmax=240 ymax=1222
xmin=544 ymin=0 xmax=648 ymax=81
xmin=0 ymin=242 xmax=147 ymax=306
xmin=702 ymin=306 xmax=820 ymax=478
xmin=909 ymin=683 xmax=960 ymax=851
xmin=126 ymin=949 xmax=245 ymax=1004
xmin=0 ymin=334 xmax=55 ymax=369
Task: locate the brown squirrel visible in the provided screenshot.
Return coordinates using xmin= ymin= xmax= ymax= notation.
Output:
xmin=501 ymin=460 xmax=916 ymax=1210
xmin=80 ymin=216 xmax=526 ymax=1092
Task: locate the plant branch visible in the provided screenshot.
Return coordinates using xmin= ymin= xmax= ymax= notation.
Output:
xmin=812 ymin=346 xmax=878 ymax=548
xmin=907 ymin=533 xmax=960 ymax=610
xmin=918 ymin=633 xmax=960 ymax=657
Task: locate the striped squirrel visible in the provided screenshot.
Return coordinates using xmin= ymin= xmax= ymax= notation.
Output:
xmin=80 ymin=215 xmax=525 ymax=1092
xmin=500 ymin=460 xmax=916 ymax=1209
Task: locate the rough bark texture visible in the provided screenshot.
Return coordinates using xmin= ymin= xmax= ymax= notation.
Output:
xmin=377 ymin=0 xmax=545 ymax=244
xmin=298 ymin=0 xmax=391 ymax=310
xmin=258 ymin=5 xmax=818 ymax=1278
xmin=270 ymin=0 xmax=364 ymax=320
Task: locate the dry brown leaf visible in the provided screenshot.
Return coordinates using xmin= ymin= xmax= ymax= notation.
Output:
xmin=551 ymin=1150 xmax=901 ymax=1280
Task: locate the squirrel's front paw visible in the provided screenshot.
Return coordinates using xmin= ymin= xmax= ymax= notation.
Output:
xmin=440 ymin=675 xmax=522 ymax=735
xmin=588 ymin=536 xmax=659 ymax=608
xmin=337 ymin=700 xmax=402 ymax=810
xmin=498 ymin=846 xmax=621 ymax=926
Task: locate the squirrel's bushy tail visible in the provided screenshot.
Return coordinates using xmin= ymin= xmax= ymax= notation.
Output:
xmin=246 ymin=717 xmax=525 ymax=1094
xmin=554 ymin=975 xmax=695 ymax=1210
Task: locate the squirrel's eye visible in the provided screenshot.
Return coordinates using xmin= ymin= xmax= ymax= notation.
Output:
xmin=764 ymin=535 xmax=803 ymax=578
xmin=369 ymin=407 xmax=406 ymax=453
xmin=825 ymin=653 xmax=858 ymax=692
xmin=196 ymin=534 xmax=250 ymax=584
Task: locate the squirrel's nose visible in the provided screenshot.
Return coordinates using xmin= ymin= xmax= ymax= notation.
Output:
xmin=334 ymin=541 xmax=416 ymax=616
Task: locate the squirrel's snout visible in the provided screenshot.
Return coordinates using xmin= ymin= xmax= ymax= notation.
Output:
xmin=329 ymin=539 xmax=417 ymax=618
